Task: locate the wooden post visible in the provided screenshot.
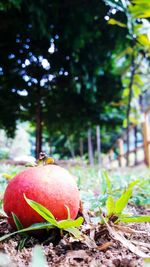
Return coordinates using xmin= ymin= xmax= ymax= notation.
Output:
xmin=88 ymin=128 xmax=94 ymax=165
xmin=134 ymin=127 xmax=138 ymax=165
xmin=96 ymin=125 xmax=101 ymax=166
xmin=109 ymin=149 xmax=114 ymax=162
xmin=142 ymin=113 xmax=150 ymax=167
xmin=118 ymin=138 xmax=124 ymax=167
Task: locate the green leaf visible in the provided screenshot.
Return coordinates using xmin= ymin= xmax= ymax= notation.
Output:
xmin=102 ymin=170 xmax=112 ymax=194
xmin=128 ymin=180 xmax=140 ymax=188
xmin=65 ymin=205 xmax=71 ymax=220
xmin=133 ymin=74 xmax=144 ymax=86
xmin=132 ymin=85 xmax=141 ymax=98
xmin=114 ymin=188 xmax=133 ymax=215
xmin=66 ymin=227 xmax=82 ymax=239
xmin=24 ymin=195 xmax=83 ymax=235
xmin=31 ymin=246 xmax=48 ymax=267
xmin=119 ymin=215 xmax=150 ymax=223
xmin=137 ymin=35 xmax=150 ymax=47
xmin=57 ymin=217 xmax=83 ymax=229
xmin=2 ymin=173 xmax=13 ymax=180
xmin=24 ymin=195 xmax=58 ymax=226
xmin=132 ymin=0 xmax=150 ymax=3
xmin=0 ymin=222 xmax=54 ymax=242
xmin=123 ymin=88 xmax=129 ymax=98
xmin=14 ymin=221 xmax=54 ymax=232
xmin=18 ymin=236 xmax=29 ymax=251
xmin=12 ymin=212 xmax=28 ymax=238
xmin=123 ymin=118 xmax=127 ymax=128
xmin=106 ymin=196 xmax=115 ymax=216
xmin=108 ymin=18 xmax=126 ymax=28
xmin=12 ymin=212 xmax=24 ymax=231
xmin=129 ymin=1 xmax=150 ymax=18
xmin=114 ymin=180 xmax=139 ymax=215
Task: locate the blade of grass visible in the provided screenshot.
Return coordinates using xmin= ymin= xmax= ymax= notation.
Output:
xmin=118 ymin=215 xmax=150 ymax=223
xmin=12 ymin=213 xmax=24 ymax=230
xmin=0 ymin=222 xmax=54 ymax=242
xmin=24 ymin=195 xmax=58 ymax=226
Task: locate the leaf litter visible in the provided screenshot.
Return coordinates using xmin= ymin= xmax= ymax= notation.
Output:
xmin=0 ymin=206 xmax=150 ymax=267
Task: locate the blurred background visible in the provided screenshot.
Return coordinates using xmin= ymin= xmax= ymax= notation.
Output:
xmin=0 ymin=0 xmax=150 ymax=167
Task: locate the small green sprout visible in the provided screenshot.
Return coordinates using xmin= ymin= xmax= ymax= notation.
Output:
xmin=100 ymin=172 xmax=150 ymax=224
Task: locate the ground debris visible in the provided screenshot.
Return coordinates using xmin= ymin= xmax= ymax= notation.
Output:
xmin=0 ymin=211 xmax=150 ymax=266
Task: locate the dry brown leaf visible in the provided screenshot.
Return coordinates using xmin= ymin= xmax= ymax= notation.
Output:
xmin=131 ymin=240 xmax=150 ymax=249
xmin=114 ymin=224 xmax=136 ymax=234
xmin=114 ymin=224 xmax=150 ymax=236
xmin=109 ymin=227 xmax=150 ymax=258
xmin=101 ymin=215 xmax=150 ymax=258
xmin=97 ymin=241 xmax=113 ymax=251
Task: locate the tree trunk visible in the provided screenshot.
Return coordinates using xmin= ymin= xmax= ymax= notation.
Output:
xmin=88 ymin=128 xmax=94 ymax=165
xmin=35 ymin=88 xmax=42 ymax=159
xmin=96 ymin=125 xmax=101 ymax=165
xmin=126 ymin=51 xmax=135 ymax=166
xmin=49 ymin=140 xmax=53 ymax=156
xmin=67 ymin=140 xmax=75 ymax=159
xmin=79 ymin=138 xmax=84 ymax=159
xmin=69 ymin=145 xmax=75 ymax=159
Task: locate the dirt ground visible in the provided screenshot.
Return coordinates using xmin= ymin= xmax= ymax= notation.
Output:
xmin=0 ymin=206 xmax=150 ymax=267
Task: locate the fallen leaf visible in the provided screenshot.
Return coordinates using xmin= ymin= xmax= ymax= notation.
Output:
xmin=97 ymin=241 xmax=113 ymax=251
xmin=114 ymin=224 xmax=150 ymax=236
xmin=101 ymin=214 xmax=150 ymax=258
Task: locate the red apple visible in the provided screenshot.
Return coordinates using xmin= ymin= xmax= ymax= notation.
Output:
xmin=3 ymin=165 xmax=80 ymax=228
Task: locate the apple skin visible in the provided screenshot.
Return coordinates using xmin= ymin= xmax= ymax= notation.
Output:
xmin=3 ymin=165 xmax=80 ymax=229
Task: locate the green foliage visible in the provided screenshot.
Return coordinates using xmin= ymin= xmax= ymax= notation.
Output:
xmin=0 ymin=222 xmax=54 ymax=242
xmin=0 ymin=0 xmax=22 ymax=10
xmin=0 ymin=0 xmax=126 ymax=153
xmin=0 ymin=0 xmax=149 ymax=155
xmin=103 ymin=0 xmax=150 ymax=129
xmin=98 ymin=171 xmax=150 ymax=224
xmin=106 ymin=196 xmax=115 ymax=216
xmin=0 ymin=195 xmax=83 ymax=242
xmin=118 ymin=215 xmax=150 ymax=223
xmin=24 ymin=195 xmax=83 ymax=238
xmin=129 ymin=0 xmax=150 ymax=18
xmin=12 ymin=211 xmax=29 ymax=250
xmin=12 ymin=212 xmax=24 ymax=231
xmin=114 ymin=181 xmax=137 ymax=215
xmin=108 ymin=18 xmax=126 ymax=28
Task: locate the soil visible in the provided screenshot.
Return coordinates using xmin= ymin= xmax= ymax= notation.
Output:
xmin=0 ymin=206 xmax=150 ymax=267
